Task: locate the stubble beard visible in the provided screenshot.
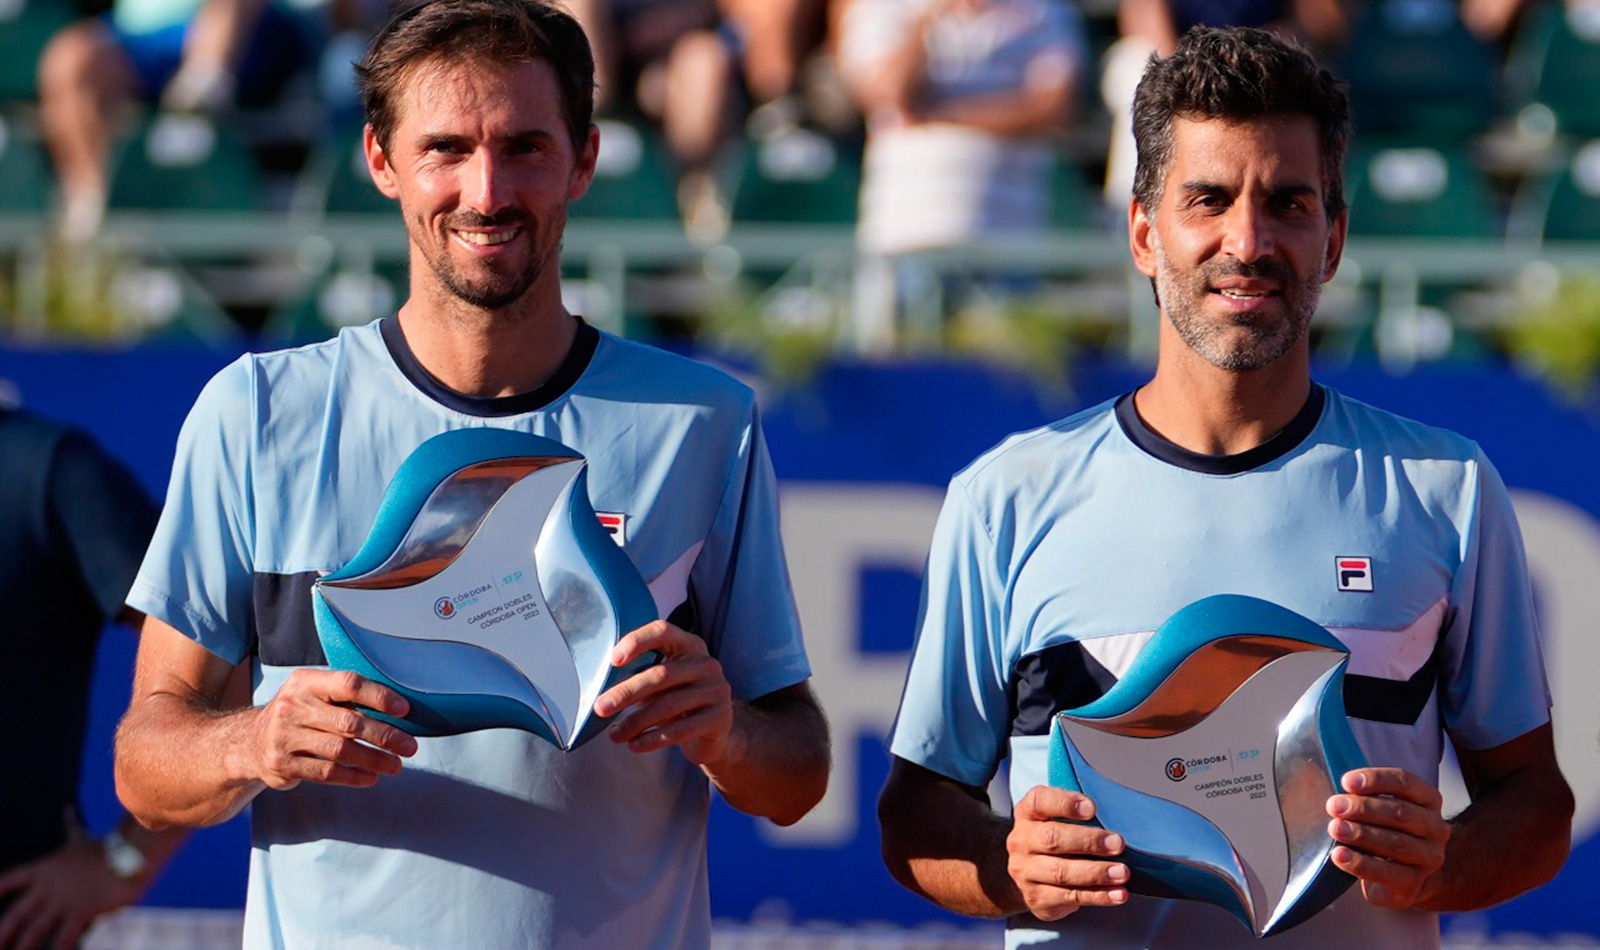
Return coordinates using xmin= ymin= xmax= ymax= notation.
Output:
xmin=1153 ymin=235 xmax=1324 ymax=371
xmin=416 ymin=209 xmax=555 ymax=313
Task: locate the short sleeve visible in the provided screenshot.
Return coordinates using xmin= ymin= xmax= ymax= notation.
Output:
xmin=47 ymin=431 xmax=159 ymax=621
xmin=1438 ymin=449 xmax=1551 ymax=751
xmin=888 ymin=477 xmax=1012 ymax=788
xmin=691 ymin=404 xmax=810 ymax=702
xmin=127 ymin=358 xmax=259 ymax=665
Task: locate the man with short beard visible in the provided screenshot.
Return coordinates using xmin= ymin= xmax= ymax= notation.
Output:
xmin=112 ymin=2 xmax=828 ymax=948
xmin=877 ymin=26 xmax=1571 ymax=950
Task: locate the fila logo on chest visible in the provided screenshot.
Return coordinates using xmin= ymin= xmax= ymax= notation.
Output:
xmin=1336 ymin=556 xmax=1374 ymax=592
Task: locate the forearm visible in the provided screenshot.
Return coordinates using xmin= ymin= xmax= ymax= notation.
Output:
xmin=919 ymin=85 xmax=1073 ymax=137
xmin=701 ymin=685 xmax=829 ymax=825
xmin=1415 ymin=767 xmax=1574 ymax=911
xmin=114 ymin=693 xmax=267 ymax=829
xmin=879 ymin=761 xmax=1025 ymax=918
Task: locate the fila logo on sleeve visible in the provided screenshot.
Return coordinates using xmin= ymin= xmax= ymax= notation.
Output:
xmin=1336 ymin=556 xmax=1374 ymax=592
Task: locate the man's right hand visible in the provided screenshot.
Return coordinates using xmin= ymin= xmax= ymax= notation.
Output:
xmin=249 ymin=669 xmax=418 ymax=791
xmin=1006 ymin=785 xmax=1132 ymax=921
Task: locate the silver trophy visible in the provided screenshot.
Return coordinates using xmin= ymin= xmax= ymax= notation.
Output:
xmin=1048 ymin=594 xmax=1367 ymax=937
xmin=312 ymin=428 xmax=658 ymax=749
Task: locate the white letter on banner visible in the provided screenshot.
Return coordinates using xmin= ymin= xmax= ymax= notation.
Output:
xmin=768 ymin=483 xmax=944 ymax=845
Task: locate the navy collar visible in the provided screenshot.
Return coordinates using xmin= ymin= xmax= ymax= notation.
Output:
xmin=380 ymin=316 xmax=598 ymax=418
xmin=1115 ymin=384 xmax=1325 ymax=474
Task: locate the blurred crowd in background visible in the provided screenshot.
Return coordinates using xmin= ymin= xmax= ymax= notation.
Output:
xmin=3 ymin=0 xmax=1600 ymax=369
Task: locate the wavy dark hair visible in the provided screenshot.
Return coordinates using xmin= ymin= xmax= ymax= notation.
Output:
xmin=1131 ymin=26 xmax=1350 ymax=220
xmin=355 ymin=0 xmax=595 ymax=154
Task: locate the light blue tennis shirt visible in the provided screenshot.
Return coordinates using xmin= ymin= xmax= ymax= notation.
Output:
xmin=891 ymin=385 xmax=1551 ymax=950
xmin=130 ymin=318 xmax=811 ymax=950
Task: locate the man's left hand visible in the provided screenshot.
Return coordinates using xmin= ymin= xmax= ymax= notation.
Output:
xmin=0 ymin=825 xmax=145 ymax=950
xmin=595 ymin=620 xmax=741 ymax=767
xmin=1326 ymin=767 xmax=1451 ymax=909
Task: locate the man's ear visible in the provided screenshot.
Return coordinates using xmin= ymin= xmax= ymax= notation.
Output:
xmin=1322 ymin=208 xmax=1349 ymax=283
xmin=1129 ymin=196 xmax=1158 ymax=279
xmin=567 ymin=124 xmax=600 ymax=202
xmin=364 ymin=124 xmax=401 ymax=200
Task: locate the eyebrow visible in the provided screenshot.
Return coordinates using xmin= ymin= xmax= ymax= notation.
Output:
xmin=415 ymin=129 xmax=559 ymax=148
xmin=1177 ymin=180 xmax=1321 ymax=202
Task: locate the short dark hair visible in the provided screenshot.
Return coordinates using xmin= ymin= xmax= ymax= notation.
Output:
xmin=1131 ymin=26 xmax=1350 ymax=219
xmin=355 ymin=0 xmax=596 ymax=154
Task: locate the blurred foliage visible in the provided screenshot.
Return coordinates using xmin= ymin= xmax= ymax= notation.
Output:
xmin=701 ymin=276 xmax=844 ymax=389
xmin=699 ymin=258 xmax=1118 ymax=395
xmin=1502 ymin=269 xmax=1600 ymax=398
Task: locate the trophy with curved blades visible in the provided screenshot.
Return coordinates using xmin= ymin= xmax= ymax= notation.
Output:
xmin=311 ymin=428 xmax=658 ymax=748
xmin=1048 ymin=594 xmax=1367 ymax=937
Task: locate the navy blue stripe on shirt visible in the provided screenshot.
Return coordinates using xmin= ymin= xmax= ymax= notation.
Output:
xmin=252 ymin=571 xmax=325 ymax=666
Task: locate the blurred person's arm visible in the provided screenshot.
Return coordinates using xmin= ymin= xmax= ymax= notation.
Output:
xmin=1118 ymin=0 xmax=1179 ymax=53
xmin=835 ymin=0 xmax=929 ymax=124
xmin=163 ymin=0 xmax=272 ymax=111
xmin=0 ymin=607 xmax=189 ymax=950
xmin=914 ymin=49 xmax=1077 ymax=136
xmin=0 ymin=808 xmax=190 ymax=950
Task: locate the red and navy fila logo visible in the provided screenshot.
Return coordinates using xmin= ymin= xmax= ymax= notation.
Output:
xmin=1336 ymin=556 xmax=1374 ymax=592
xmin=595 ymin=512 xmax=627 ymax=547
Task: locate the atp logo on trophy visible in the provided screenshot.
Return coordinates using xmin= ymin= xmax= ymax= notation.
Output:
xmin=312 ymin=428 xmax=658 ymax=750
xmin=1048 ymin=594 xmax=1368 ymax=937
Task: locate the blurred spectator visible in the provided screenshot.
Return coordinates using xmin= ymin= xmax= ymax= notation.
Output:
xmin=837 ymin=0 xmax=1085 ymax=347
xmin=37 ymin=0 xmax=316 ymax=241
xmin=659 ymin=0 xmax=835 ymax=241
xmin=0 ymin=400 xmax=187 ymax=949
xmin=566 ymin=0 xmax=717 ymax=117
xmin=1100 ymin=0 xmax=1347 ymax=206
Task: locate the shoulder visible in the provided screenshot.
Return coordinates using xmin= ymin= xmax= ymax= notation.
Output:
xmin=1320 ymin=387 xmax=1485 ymax=465
xmin=954 ymin=397 xmax=1119 ymax=500
xmin=195 ymin=322 xmax=383 ymax=413
xmin=586 ymin=332 xmax=759 ymax=417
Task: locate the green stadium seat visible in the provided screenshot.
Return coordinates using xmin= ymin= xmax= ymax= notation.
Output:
xmin=1508 ymin=0 xmax=1600 ymax=137
xmin=0 ymin=0 xmax=74 ymax=103
xmin=0 ymin=113 xmax=50 ymax=212
xmin=570 ymin=119 xmax=679 ymax=221
xmin=728 ymin=129 xmax=861 ymax=224
xmin=263 ymin=262 xmax=405 ymax=343
xmin=293 ymin=123 xmax=393 ymax=217
xmin=1510 ymin=138 xmax=1600 ymax=242
xmin=1339 ymin=0 xmax=1501 ymax=137
xmin=1052 ymin=153 xmax=1103 ymax=231
xmin=1346 ymin=142 xmax=1501 ymax=238
xmin=107 ymin=114 xmax=265 ymax=212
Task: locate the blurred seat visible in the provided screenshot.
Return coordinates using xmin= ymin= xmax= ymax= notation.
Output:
xmin=1051 ymin=152 xmax=1103 ymax=232
xmin=0 ymin=114 xmax=50 ymax=212
xmin=727 ymin=128 xmax=861 ymax=224
xmin=292 ymin=123 xmax=392 ymax=217
xmin=1507 ymin=0 xmax=1600 ymax=138
xmin=1346 ymin=142 xmax=1502 ymax=238
xmin=1339 ymin=0 xmax=1501 ymax=139
xmin=1510 ymin=138 xmax=1600 ymax=242
xmin=107 ymin=113 xmax=265 ymax=212
xmin=264 ymin=261 xmax=404 ymax=343
xmin=570 ymin=119 xmax=680 ymax=221
xmin=0 ymin=0 xmax=75 ymax=102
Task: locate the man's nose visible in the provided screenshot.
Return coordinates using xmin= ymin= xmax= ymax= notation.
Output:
xmin=1221 ymin=202 xmax=1275 ymax=263
xmin=462 ymin=149 xmax=511 ymax=214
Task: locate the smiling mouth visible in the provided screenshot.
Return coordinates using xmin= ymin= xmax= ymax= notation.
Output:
xmin=1216 ymin=288 xmax=1274 ymax=299
xmin=455 ymin=229 xmax=520 ymax=247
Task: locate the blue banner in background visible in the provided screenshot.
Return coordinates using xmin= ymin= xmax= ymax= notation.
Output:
xmin=4 ymin=344 xmax=1595 ymax=941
